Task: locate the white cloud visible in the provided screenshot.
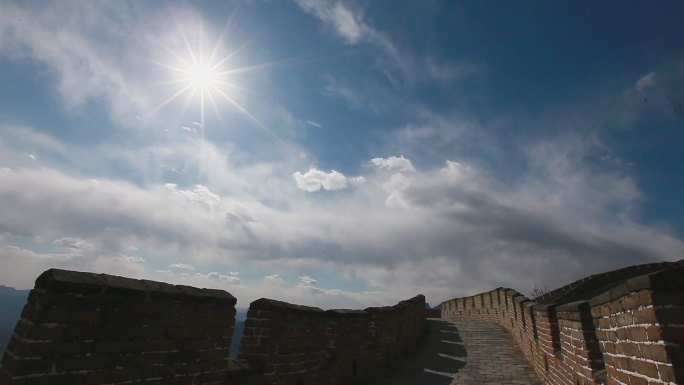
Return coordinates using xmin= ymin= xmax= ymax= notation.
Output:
xmin=298 ymin=275 xmax=318 ymax=286
xmin=165 ymin=184 xmax=221 ymax=207
xmin=123 ymin=255 xmax=145 ymax=263
xmin=371 ymin=155 xmax=415 ymax=172
xmin=635 ymin=71 xmax=655 ymax=91
xmin=0 ymin=2 xmax=152 ymax=126
xmin=0 ymin=133 xmax=683 ymax=306
xmin=293 ymin=168 xmax=348 ymax=192
xmin=264 ymin=274 xmax=285 ymax=285
xmin=294 ymin=0 xmax=367 ymax=44
xmin=170 ymin=263 xmax=195 ymax=270
xmin=53 ymin=237 xmax=90 ymax=251
xmin=295 ymin=1 xmax=475 ymax=91
xmin=204 ymin=272 xmax=241 ymax=284
xmin=306 ymin=120 xmax=323 ymax=128
xmin=0 ymin=245 xmax=146 ymax=289
xmin=181 ymin=126 xmax=198 ymax=133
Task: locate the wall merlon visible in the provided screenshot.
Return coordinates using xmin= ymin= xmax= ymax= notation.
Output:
xmin=33 ymin=268 xmax=238 ymax=306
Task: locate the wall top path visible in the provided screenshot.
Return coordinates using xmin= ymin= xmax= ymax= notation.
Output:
xmin=34 ymin=268 xmax=237 ymax=305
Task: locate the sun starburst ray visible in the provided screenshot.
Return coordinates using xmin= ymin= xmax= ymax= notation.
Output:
xmin=207 ymin=13 xmax=237 ymax=67
xmin=206 ymin=89 xmax=226 ymax=128
xmin=151 ymin=19 xmax=307 ymax=151
xmin=146 ymin=84 xmax=194 ymax=117
xmin=210 ymin=86 xmax=265 ymax=129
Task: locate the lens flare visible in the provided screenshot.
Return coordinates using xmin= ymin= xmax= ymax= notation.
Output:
xmin=151 ymin=20 xmax=265 ymax=140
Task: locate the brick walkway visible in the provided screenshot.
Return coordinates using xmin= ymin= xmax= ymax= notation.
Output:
xmin=370 ymin=319 xmax=541 ymax=385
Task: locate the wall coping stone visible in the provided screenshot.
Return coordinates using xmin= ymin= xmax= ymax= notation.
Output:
xmin=248 ymin=295 xmax=426 ymax=315
xmin=532 ymin=303 xmax=558 ymax=311
xmin=250 ymin=298 xmax=324 ymax=312
xmin=536 ymin=259 xmax=684 ymax=305
xmin=34 ymin=268 xmax=237 ymax=305
xmin=325 ymin=309 xmax=369 ymax=317
xmin=364 ymin=306 xmax=396 ymax=313
xmin=589 ymin=265 xmax=684 ymax=306
xmin=514 ymin=296 xmax=531 ymax=304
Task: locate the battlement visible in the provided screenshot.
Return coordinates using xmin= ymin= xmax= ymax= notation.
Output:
xmin=239 ymin=293 xmax=426 ymax=384
xmin=0 ymin=269 xmax=426 ymax=385
xmin=441 ymin=261 xmax=684 ymax=385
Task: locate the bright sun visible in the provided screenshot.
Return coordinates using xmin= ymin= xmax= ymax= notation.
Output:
xmin=154 ymin=23 xmax=264 ymax=139
xmin=185 ymin=63 xmax=219 ymax=91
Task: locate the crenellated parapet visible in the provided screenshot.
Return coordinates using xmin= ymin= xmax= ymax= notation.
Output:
xmin=238 ymin=295 xmax=426 ymax=385
xmin=440 ymin=260 xmax=684 ymax=385
xmin=0 ymin=269 xmax=426 ymax=385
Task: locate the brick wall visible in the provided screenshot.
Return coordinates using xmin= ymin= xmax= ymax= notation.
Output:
xmin=0 ymin=269 xmax=427 ymax=385
xmin=0 ymin=269 xmax=249 ymax=385
xmin=238 ymin=295 xmax=427 ymax=385
xmin=590 ymin=266 xmax=684 ymax=385
xmin=441 ymin=263 xmax=684 ymax=385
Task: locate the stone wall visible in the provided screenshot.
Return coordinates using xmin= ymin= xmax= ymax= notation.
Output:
xmin=0 ymin=269 xmax=249 ymax=385
xmin=238 ymin=295 xmax=426 ymax=385
xmin=441 ymin=261 xmax=684 ymax=385
xmin=0 ymin=269 xmax=426 ymax=385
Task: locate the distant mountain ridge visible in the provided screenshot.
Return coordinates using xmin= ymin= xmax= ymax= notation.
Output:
xmin=0 ymin=285 xmax=29 ymax=296
xmin=230 ymin=308 xmax=248 ymax=360
xmin=0 ymin=285 xmax=30 ymax=351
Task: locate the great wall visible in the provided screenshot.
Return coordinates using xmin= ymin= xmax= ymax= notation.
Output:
xmin=0 ymin=260 xmax=682 ymax=385
xmin=442 ymin=260 xmax=684 ymax=385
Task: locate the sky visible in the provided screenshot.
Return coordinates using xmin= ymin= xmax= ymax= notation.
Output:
xmin=0 ymin=0 xmax=683 ymax=309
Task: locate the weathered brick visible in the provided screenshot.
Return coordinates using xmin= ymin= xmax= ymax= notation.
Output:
xmin=628 ymin=327 xmax=648 ymax=342
xmin=56 ymin=356 xmax=117 ymax=372
xmin=11 ymin=341 xmax=93 ymax=357
xmin=632 ymin=308 xmax=657 ymax=324
xmin=645 ymin=326 xmax=664 ymax=341
xmin=92 ymin=340 xmax=145 ymax=354
xmin=14 ymin=321 xmax=64 ymax=342
xmin=617 ymin=313 xmax=634 ymax=327
xmin=0 ymin=354 xmax=53 ymax=376
xmin=167 ymin=327 xmax=204 ymax=339
xmin=638 ymin=344 xmax=668 ymax=363
xmin=627 ymin=373 xmax=649 ymax=385
xmin=633 ymin=360 xmax=658 ymax=379
xmin=84 ymin=368 xmax=141 ymax=384
xmin=657 ymin=363 xmax=677 ymax=383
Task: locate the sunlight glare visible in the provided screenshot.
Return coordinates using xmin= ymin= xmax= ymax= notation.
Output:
xmin=153 ymin=20 xmax=265 ymax=140
xmin=151 ymin=18 xmax=294 ymax=147
xmin=184 ymin=63 xmax=218 ymax=91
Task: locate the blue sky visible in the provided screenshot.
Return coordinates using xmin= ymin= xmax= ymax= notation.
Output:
xmin=0 ymin=0 xmax=683 ymax=308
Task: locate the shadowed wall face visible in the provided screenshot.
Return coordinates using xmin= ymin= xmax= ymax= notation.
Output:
xmin=0 ymin=269 xmax=238 ymax=385
xmin=0 ymin=270 xmax=428 ymax=385
xmin=238 ymin=295 xmax=427 ymax=385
